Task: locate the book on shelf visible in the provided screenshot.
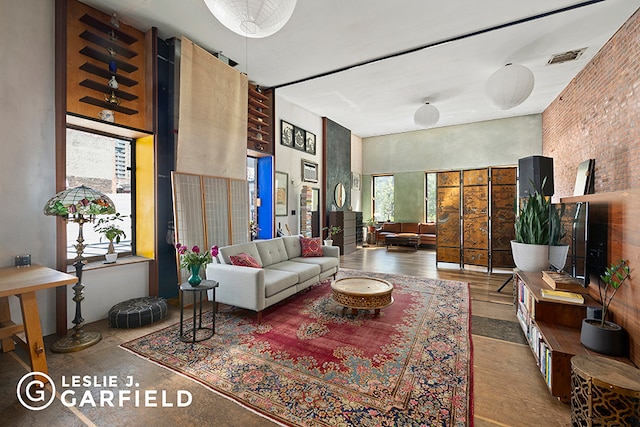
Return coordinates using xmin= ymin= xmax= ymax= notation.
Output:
xmin=541 ymin=270 xmax=583 ymax=291
xmin=540 ymin=288 xmax=585 ymax=304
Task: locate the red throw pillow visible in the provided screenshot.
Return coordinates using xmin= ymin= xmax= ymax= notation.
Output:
xmin=300 ymin=237 xmax=324 ymax=257
xmin=229 ymin=253 xmax=261 ymax=268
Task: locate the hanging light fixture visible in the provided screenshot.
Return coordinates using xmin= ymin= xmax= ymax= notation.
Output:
xmin=204 ymin=0 xmax=297 ymax=38
xmin=414 ymin=101 xmax=440 ymax=128
xmin=485 ymin=63 xmax=535 ymax=110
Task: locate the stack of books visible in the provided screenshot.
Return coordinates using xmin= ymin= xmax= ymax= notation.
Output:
xmin=540 ymin=288 xmax=585 ymax=304
xmin=541 ymin=270 xmax=583 ymax=290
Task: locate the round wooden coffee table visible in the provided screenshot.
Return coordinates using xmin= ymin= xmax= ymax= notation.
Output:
xmin=331 ymin=277 xmax=394 ymax=315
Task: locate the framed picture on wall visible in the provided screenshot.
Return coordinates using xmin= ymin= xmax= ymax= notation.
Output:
xmin=352 ymin=172 xmax=361 ymax=190
xmin=275 ymin=171 xmax=288 ymax=216
xmin=294 ymin=126 xmax=306 ymax=151
xmin=281 ymin=121 xmax=294 ymax=147
xmin=305 ymin=131 xmax=316 ymax=155
xmin=302 ymin=159 xmax=318 ymax=183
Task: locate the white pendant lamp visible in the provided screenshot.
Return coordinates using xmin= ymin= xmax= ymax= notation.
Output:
xmin=485 ymin=63 xmax=535 ymax=109
xmin=204 ymin=0 xmax=297 ymax=38
xmin=414 ymin=102 xmax=440 ymax=128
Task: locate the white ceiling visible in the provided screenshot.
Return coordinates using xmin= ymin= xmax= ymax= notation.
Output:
xmin=81 ymin=0 xmax=640 ymax=138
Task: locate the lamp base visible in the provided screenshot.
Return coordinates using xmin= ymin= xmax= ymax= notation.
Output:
xmin=51 ymin=331 xmax=102 ymax=353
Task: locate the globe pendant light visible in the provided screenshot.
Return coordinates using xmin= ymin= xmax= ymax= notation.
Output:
xmin=414 ymin=102 xmax=440 ymax=128
xmin=204 ymin=0 xmax=297 ymax=38
xmin=485 ymin=63 xmax=535 ymax=109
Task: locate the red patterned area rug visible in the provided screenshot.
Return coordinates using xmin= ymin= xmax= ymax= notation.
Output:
xmin=121 ymin=269 xmax=473 ymax=426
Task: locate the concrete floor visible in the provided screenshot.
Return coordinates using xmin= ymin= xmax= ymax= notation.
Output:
xmin=1 ymin=249 xmax=571 ymax=426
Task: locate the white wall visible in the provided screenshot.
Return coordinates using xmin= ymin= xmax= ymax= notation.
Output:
xmin=275 ymin=96 xmax=324 ymax=234
xmin=0 ymin=1 xmax=149 ymax=336
xmin=363 ymin=115 xmax=542 ymax=174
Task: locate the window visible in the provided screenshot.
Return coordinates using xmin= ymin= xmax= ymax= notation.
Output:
xmin=372 ymin=175 xmax=394 ymax=222
xmin=66 ymin=128 xmax=133 ymax=261
xmin=425 ymin=172 xmax=437 ymax=222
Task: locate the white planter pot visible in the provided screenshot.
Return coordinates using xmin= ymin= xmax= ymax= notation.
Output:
xmin=548 ymin=245 xmax=570 ymax=270
xmin=105 ymin=253 xmax=118 ymax=264
xmin=510 ymin=240 xmax=549 ymax=272
xmin=324 ymin=240 xmax=333 ymax=246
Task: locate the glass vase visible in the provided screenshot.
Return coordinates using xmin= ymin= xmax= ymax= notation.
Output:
xmin=188 ymin=264 xmax=202 ymax=286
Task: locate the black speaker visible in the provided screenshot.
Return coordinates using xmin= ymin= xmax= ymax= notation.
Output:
xmin=518 ymin=155 xmax=554 ymax=197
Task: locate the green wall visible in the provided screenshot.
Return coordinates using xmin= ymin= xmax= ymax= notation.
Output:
xmin=394 ymin=172 xmax=425 ymax=222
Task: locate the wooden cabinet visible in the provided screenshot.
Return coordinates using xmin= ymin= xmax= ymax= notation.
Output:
xmin=514 ymin=271 xmax=631 ymax=402
xmin=328 ymin=211 xmax=359 ymax=255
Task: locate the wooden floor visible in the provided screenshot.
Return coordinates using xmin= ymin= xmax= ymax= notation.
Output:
xmin=344 ymin=246 xmax=571 ymax=426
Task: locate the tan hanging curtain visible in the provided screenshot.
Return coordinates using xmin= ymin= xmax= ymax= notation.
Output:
xmin=176 ymin=37 xmax=248 ymax=180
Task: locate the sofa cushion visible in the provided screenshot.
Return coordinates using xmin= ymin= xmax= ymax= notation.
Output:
xmin=229 ymin=253 xmax=261 ymax=268
xmin=300 ymin=237 xmax=324 ymax=257
xmin=263 ymin=269 xmax=299 ymax=298
xmin=255 ymin=238 xmax=289 ymax=267
xmin=380 ymin=222 xmax=401 ymax=233
xmin=419 ymin=222 xmax=436 ymax=234
xmin=291 ymin=256 xmax=339 ymax=273
xmin=266 ymin=261 xmax=321 ymax=284
xmin=218 ymin=242 xmax=262 ymax=266
xmin=282 ymin=235 xmax=302 ymax=259
xmin=401 ymin=223 xmax=419 ymax=233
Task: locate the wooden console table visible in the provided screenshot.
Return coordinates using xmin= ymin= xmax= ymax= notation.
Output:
xmin=0 ymin=265 xmax=77 ymax=378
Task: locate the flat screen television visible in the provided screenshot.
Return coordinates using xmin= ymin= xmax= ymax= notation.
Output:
xmin=549 ymin=202 xmax=590 ymax=286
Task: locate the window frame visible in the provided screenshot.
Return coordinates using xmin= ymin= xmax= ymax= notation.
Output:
xmin=64 ymin=125 xmax=136 ymax=264
xmin=372 ymin=174 xmax=395 ymax=222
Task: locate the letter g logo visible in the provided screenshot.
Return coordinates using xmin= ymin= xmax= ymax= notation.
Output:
xmin=16 ymin=372 xmax=56 ymax=411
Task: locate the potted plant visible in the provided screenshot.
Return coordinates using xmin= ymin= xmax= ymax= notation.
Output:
xmin=175 ymin=243 xmax=219 ymax=286
xmin=322 ymin=225 xmax=342 ymax=246
xmin=580 ymin=259 xmax=630 ymax=356
xmin=93 ymin=213 xmax=127 ymax=263
xmin=511 ymin=179 xmax=551 ymax=272
xmin=365 ymin=217 xmax=377 ymax=233
xmin=548 ymin=203 xmax=569 ymax=270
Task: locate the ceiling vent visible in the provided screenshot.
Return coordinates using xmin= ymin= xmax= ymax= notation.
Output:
xmin=547 ymin=48 xmax=587 ymax=65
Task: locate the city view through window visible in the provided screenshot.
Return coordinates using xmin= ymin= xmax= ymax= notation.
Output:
xmin=66 ymin=128 xmax=132 ymax=260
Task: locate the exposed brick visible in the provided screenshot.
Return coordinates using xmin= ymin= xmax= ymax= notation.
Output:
xmin=542 ymin=8 xmax=640 ymax=197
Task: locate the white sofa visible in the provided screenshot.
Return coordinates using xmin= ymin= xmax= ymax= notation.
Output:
xmin=206 ymin=236 xmax=340 ymax=322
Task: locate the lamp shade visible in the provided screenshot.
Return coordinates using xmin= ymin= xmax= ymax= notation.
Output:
xmin=204 ymin=0 xmax=297 ymax=38
xmin=414 ymin=103 xmax=440 ymax=128
xmin=43 ymin=185 xmax=116 ymax=218
xmin=485 ymin=63 xmax=535 ymax=110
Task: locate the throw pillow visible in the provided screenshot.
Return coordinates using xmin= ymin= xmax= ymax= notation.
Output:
xmin=300 ymin=237 xmax=324 ymax=257
xmin=229 ymin=253 xmax=261 ymax=268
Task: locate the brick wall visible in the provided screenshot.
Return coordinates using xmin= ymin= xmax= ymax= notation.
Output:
xmin=542 ymin=8 xmax=640 ymax=199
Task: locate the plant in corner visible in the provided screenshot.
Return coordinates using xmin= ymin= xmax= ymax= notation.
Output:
xmin=580 ymin=259 xmax=630 ymax=356
xmin=93 ymin=213 xmax=127 ymax=263
xmin=511 ymin=178 xmax=551 ymax=272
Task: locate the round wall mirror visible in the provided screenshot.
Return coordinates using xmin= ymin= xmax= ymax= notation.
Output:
xmin=334 ymin=183 xmax=346 ymax=208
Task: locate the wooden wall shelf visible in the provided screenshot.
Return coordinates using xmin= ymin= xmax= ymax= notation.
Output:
xmin=79 ymin=79 xmax=138 ymax=101
xmin=79 ymin=46 xmax=138 ymax=73
xmin=79 ymin=30 xmax=137 ymax=59
xmin=79 ymin=63 xmax=137 ymax=87
xmin=79 ymin=96 xmax=138 ymax=115
xmin=79 ymin=13 xmax=137 ymax=45
xmin=67 ymin=0 xmax=151 ymax=131
xmin=246 ymin=83 xmax=274 ymax=154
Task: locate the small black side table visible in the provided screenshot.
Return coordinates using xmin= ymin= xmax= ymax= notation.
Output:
xmin=179 ymin=280 xmax=218 ymax=343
